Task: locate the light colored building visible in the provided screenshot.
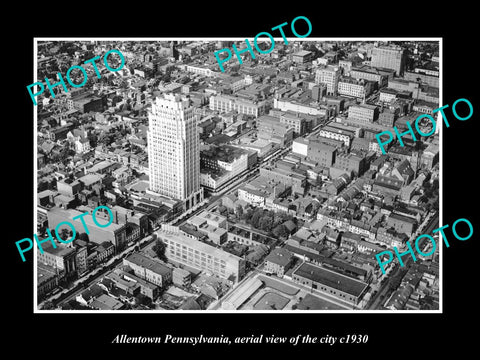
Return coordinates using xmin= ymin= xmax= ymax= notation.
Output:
xmin=388 ymin=78 xmax=420 ymax=98
xmin=338 ymin=77 xmax=374 ymax=99
xmin=172 ymin=267 xmax=191 ymax=287
xmin=37 ymin=242 xmax=77 ymax=275
xmin=348 ymin=104 xmax=378 ymax=124
xmin=237 ymin=176 xmax=291 ymax=207
xmin=269 ymin=109 xmax=308 ymax=136
xmin=222 ymin=75 xmax=246 ymax=93
xmin=315 ymin=65 xmax=341 ymax=95
xmin=187 ymin=211 xmax=228 ymax=245
xmin=338 ymin=60 xmax=353 ymax=75
xmin=263 ymin=247 xmax=294 ymax=276
xmin=147 ymin=93 xmax=204 ymax=210
xmin=292 ymin=137 xmax=309 ymax=156
xmin=158 ymin=228 xmax=246 ymax=283
xmin=350 ymin=66 xmax=388 ymax=87
xmin=209 ymin=94 xmax=267 ymax=117
xmin=379 ymin=88 xmax=399 ymax=103
xmin=47 ymin=206 xmax=128 ymax=253
xmin=292 ymin=50 xmax=313 ymax=64
xmin=273 ymin=98 xmax=329 ymax=117
xmin=184 ymin=64 xmax=214 ymax=77
xmin=200 ymin=145 xmax=257 ymax=191
xmin=75 ymin=246 xmax=88 ymax=275
xmin=319 ymin=124 xmax=355 ymax=147
xmin=370 ymin=45 xmax=405 ymax=76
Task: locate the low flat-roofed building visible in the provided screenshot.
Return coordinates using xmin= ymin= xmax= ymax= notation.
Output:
xmin=158 ymin=228 xmax=245 ymax=283
xmin=259 ymin=166 xmax=307 ymax=195
xmin=263 ymin=247 xmax=294 ymax=277
xmin=187 ymin=215 xmax=228 ymax=245
xmin=319 ymin=124 xmax=355 ymax=147
xmin=209 ymin=94 xmax=267 ymax=117
xmin=387 ymin=213 xmax=417 ymax=236
xmin=347 ymin=104 xmax=378 ymax=124
xmin=77 ymin=173 xmax=104 ymax=188
xmin=292 ymin=137 xmax=309 ymax=156
xmin=238 ymin=176 xmax=291 ymax=207
xmin=103 ymin=269 xmax=141 ymax=296
xmin=292 ymin=50 xmax=313 ymax=64
xmin=123 ymin=252 xmax=172 ymax=288
xmin=87 ymin=160 xmax=117 ymax=175
xmin=350 ymin=65 xmax=388 ymax=87
xmin=68 ymin=93 xmax=104 ymax=113
xmin=106 ymin=269 xmax=160 ymax=299
xmin=338 ymin=77 xmax=374 ymax=99
xmin=292 ymin=262 xmax=368 ymax=305
xmin=256 ymin=115 xmax=294 ymax=147
xmin=47 ymin=206 xmax=128 ymax=253
xmin=90 ymin=293 xmax=125 ymax=310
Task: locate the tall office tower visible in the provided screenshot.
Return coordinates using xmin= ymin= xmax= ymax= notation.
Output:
xmin=315 ymin=65 xmax=341 ymax=96
xmin=370 ymin=45 xmax=405 ymax=76
xmin=147 ymin=93 xmax=203 ymax=211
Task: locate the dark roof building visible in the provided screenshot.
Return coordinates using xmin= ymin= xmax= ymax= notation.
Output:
xmin=292 ymin=262 xmax=368 ymax=305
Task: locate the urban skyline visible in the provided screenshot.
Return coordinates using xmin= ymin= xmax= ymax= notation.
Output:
xmin=34 ymin=38 xmax=441 ymax=312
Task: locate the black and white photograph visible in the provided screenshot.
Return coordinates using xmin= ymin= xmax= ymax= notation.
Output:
xmin=32 ymin=38 xmax=442 ymax=313
xmin=6 ymin=6 xmax=479 ymax=356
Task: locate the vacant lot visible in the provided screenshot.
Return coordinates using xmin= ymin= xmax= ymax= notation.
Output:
xmin=296 ymin=293 xmax=344 ymax=310
xmin=253 ymin=292 xmax=290 ymax=310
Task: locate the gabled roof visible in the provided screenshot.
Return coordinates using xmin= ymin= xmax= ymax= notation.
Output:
xmin=396 ymin=159 xmax=414 ymax=177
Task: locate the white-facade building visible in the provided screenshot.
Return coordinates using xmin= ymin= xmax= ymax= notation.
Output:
xmin=315 ymin=65 xmax=341 ymax=96
xmin=147 ymin=93 xmax=203 ymax=210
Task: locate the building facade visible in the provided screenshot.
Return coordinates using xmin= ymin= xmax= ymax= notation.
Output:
xmin=348 ymin=104 xmax=378 ymax=124
xmin=147 ymin=93 xmax=204 ymax=211
xmin=158 ymin=228 xmax=245 ymax=283
xmin=315 ymin=65 xmax=341 ymax=96
xmin=123 ymin=253 xmax=172 ymax=288
xmin=292 ymin=262 xmax=368 ymax=305
xmin=371 ymin=45 xmax=405 ymax=76
xmin=209 ymin=94 xmax=267 ymax=117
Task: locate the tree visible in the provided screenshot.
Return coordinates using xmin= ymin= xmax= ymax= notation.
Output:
xmin=218 ymin=205 xmax=228 ymax=215
xmin=250 ymin=210 xmax=263 ymax=228
xmin=78 ymin=233 xmax=89 ymax=242
xmin=236 ymin=205 xmax=244 ymax=217
xmin=59 ymin=228 xmax=70 ymax=241
xmin=42 ymin=301 xmax=55 ymax=310
xmin=258 ymin=216 xmax=274 ymax=232
xmin=273 ymin=212 xmax=289 ymax=228
xmin=243 ymin=208 xmax=254 ymax=222
xmin=152 ymin=240 xmax=167 ymax=262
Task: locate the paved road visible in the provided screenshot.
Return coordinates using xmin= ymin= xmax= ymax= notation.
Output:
xmin=43 ymin=235 xmax=157 ymax=308
xmin=210 ymin=263 xmax=352 ymax=311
